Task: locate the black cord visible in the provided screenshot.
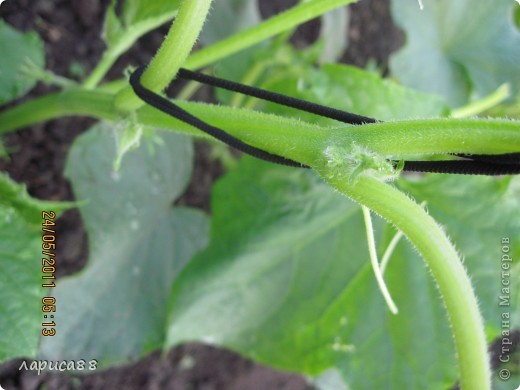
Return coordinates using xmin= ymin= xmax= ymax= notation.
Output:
xmin=177 ymin=68 xmax=377 ymax=125
xmin=401 ymin=160 xmax=520 ymax=175
xmin=129 ymin=66 xmax=520 ymax=175
xmin=455 ymin=152 xmax=520 ymax=165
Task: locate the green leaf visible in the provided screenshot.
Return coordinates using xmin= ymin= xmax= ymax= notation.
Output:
xmin=112 ymin=120 xmax=143 ymax=171
xmin=121 ymin=0 xmax=180 ymax=28
xmin=266 ymin=63 xmax=448 ymax=122
xmin=389 ymin=0 xmax=520 ymax=107
xmin=102 ymin=0 xmax=180 ymax=53
xmin=0 ymin=205 xmax=43 ymax=363
xmin=494 ymin=372 xmax=520 ymax=390
xmin=165 ymin=158 xmax=452 ymax=388
xmin=38 ymin=123 xmax=209 ymax=367
xmin=0 ymin=173 xmax=74 ymax=362
xmin=0 ymin=20 xmax=45 ymax=105
xmin=166 ymin=158 xmax=368 ymax=372
xmin=311 ymin=368 xmax=349 ymax=390
xmin=0 ymin=172 xmax=74 ymax=226
xmin=165 ymin=156 xmax=519 ymax=388
xmin=103 ymin=3 xmax=125 ymax=49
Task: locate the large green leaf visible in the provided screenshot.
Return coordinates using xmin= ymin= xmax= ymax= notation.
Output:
xmin=38 ymin=124 xmax=209 ymax=367
xmin=0 ymin=21 xmax=44 ymax=105
xmin=0 ymin=173 xmax=72 ymax=363
xmin=164 ymin=158 xmax=448 ymax=388
xmin=389 ymin=0 xmax=520 ymax=107
xmin=165 ymin=156 xmax=519 ymax=388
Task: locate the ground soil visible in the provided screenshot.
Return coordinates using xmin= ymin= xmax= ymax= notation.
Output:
xmin=0 ymin=1 xmax=403 ymax=389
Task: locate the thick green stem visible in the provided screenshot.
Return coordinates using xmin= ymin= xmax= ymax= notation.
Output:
xmin=2 ymin=92 xmax=520 ymax=162
xmin=136 ymin=107 xmax=520 ymax=164
xmin=140 ymin=108 xmax=520 ymax=162
xmin=114 ymin=0 xmax=213 ymax=111
xmin=322 ymin=118 xmax=520 ymax=157
xmin=83 ymin=5 xmax=179 ymax=89
xmin=316 ymin=172 xmax=490 ymax=390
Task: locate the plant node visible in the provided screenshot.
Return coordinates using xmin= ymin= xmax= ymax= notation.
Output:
xmin=323 ymin=144 xmax=400 ymax=183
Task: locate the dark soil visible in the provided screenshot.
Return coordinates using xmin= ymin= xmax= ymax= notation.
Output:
xmin=0 ymin=0 xmax=402 ymax=389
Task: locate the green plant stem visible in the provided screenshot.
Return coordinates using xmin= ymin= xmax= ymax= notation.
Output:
xmin=0 ymin=90 xmax=115 ymax=135
xmin=114 ymin=0 xmax=214 ymax=111
xmin=316 ymin=172 xmax=490 ymax=390
xmin=184 ymin=0 xmax=356 ymax=71
xmin=83 ymin=51 xmax=120 ymax=89
xmin=322 ymin=118 xmax=520 ymax=157
xmin=21 ymin=59 xmax=77 ymax=89
xmin=82 ymin=0 xmax=351 ymax=97
xmin=380 ymin=228 xmax=403 ymax=274
xmin=2 ymin=91 xmax=520 ymax=160
xmin=206 ymin=115 xmax=520 ymax=164
xmin=113 ymin=0 xmax=355 ymax=110
xmin=451 ymin=83 xmax=511 ymax=118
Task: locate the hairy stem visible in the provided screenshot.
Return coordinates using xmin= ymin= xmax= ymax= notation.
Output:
xmin=2 ymin=93 xmax=520 ymax=162
xmin=323 ymin=118 xmax=520 ymax=157
xmin=83 ymin=4 xmax=180 ymax=89
xmin=114 ymin=0 xmax=213 ymax=111
xmin=317 ymin=172 xmax=491 ymax=390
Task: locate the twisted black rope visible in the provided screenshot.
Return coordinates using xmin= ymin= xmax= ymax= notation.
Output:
xmin=129 ymin=66 xmax=520 ymax=175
